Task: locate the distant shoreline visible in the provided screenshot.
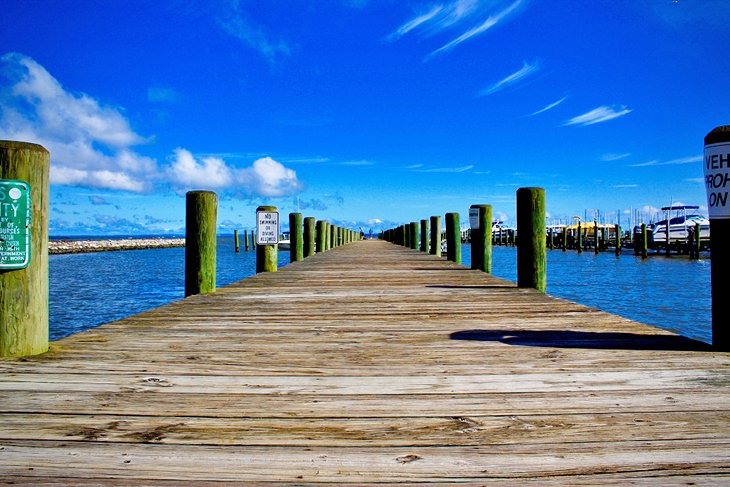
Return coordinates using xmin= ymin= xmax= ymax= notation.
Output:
xmin=49 ymin=237 xmax=185 ymax=255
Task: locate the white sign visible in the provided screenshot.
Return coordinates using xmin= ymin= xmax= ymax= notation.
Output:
xmin=469 ymin=207 xmax=480 ymax=229
xmin=256 ymin=211 xmax=280 ymax=245
xmin=704 ymin=142 xmax=730 ymax=219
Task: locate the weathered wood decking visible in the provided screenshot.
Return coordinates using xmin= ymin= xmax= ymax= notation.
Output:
xmin=1 ymin=239 xmax=729 ymax=484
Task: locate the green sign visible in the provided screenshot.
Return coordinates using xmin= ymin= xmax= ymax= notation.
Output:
xmin=0 ymin=180 xmax=31 ymax=270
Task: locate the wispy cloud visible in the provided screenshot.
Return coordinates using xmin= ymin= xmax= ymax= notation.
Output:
xmin=389 ymin=5 xmax=444 ymax=40
xmin=219 ymin=1 xmax=290 ymax=64
xmin=339 ymin=160 xmax=375 ymax=166
xmin=601 ymin=152 xmax=631 ymax=162
xmin=613 ymin=184 xmax=639 ymax=188
xmin=564 ymin=105 xmax=632 ymax=126
xmin=479 ymin=60 xmax=539 ymax=96
xmin=390 ymin=0 xmax=525 ymax=57
xmin=411 ymin=164 xmax=474 ymax=173
xmin=685 ymin=177 xmax=705 ymax=184
xmin=629 ymin=155 xmax=702 ymax=167
xmin=430 ymin=0 xmax=523 ymax=57
xmin=527 ymin=96 xmax=567 ymax=116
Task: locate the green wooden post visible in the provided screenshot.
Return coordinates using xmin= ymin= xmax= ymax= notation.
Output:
xmin=562 ymin=226 xmax=567 ymax=251
xmin=420 ymin=219 xmax=429 ymax=252
xmin=0 ymin=141 xmax=50 ymax=357
xmin=304 ymin=217 xmax=315 ymax=257
xmin=695 ymin=222 xmax=701 ymax=258
xmin=289 ymin=212 xmax=303 ymax=262
xmin=244 ymin=230 xmax=249 ymax=251
xmin=409 ymin=222 xmax=418 ymax=250
xmin=704 ymin=125 xmax=730 ymax=350
xmin=256 ymin=205 xmax=278 ymax=273
xmin=445 ymin=212 xmax=461 ymax=264
xmin=594 ymin=220 xmax=599 ymax=255
xmin=316 ymin=220 xmax=326 ymax=253
xmin=516 ymin=187 xmax=546 ymax=292
xmin=251 ymin=230 xmax=256 ymax=250
xmin=641 ymin=223 xmax=648 ymax=259
xmin=481 ymin=205 xmax=493 ymax=273
xmin=430 ymin=216 xmax=441 ymax=257
xmin=548 ymin=227 xmax=553 ymax=251
xmin=234 ymin=229 xmax=240 ymax=253
xmin=185 ymin=191 xmax=218 ymax=296
xmin=577 ymin=222 xmax=583 ymax=254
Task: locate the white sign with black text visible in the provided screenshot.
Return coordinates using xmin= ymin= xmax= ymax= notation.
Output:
xmin=704 ymin=142 xmax=730 ymax=219
xmin=256 ymin=211 xmax=280 ymax=245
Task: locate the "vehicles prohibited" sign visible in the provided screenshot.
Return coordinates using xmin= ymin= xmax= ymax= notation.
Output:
xmin=0 ymin=180 xmax=31 ymax=270
xmin=704 ymin=142 xmax=730 ymax=219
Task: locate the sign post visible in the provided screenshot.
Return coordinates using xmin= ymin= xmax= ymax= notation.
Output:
xmin=256 ymin=206 xmax=279 ymax=273
xmin=0 ymin=141 xmax=49 ymax=358
xmin=704 ymin=125 xmax=730 ymax=351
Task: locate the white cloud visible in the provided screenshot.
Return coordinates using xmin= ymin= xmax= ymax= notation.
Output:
xmin=613 ymin=184 xmax=639 ymax=188
xmin=479 ymin=60 xmax=539 ymax=96
xmin=601 ymin=152 xmax=631 ymax=162
xmin=564 ymin=105 xmax=632 ymax=126
xmin=430 ymin=0 xmax=523 ymax=56
xmin=237 ymin=156 xmax=303 ymax=197
xmin=528 ymin=96 xmax=567 ymax=116
xmin=389 ymin=5 xmax=444 ymax=40
xmin=166 ymin=150 xmax=303 ymax=197
xmin=219 ymin=2 xmax=290 ymax=64
xmin=413 ymin=164 xmax=474 ymax=173
xmin=630 ymin=155 xmax=702 ymax=167
xmin=0 ymin=52 xmax=158 ymax=192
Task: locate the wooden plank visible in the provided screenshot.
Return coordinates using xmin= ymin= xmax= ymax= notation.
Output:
xmin=0 ymin=239 xmax=728 ymax=483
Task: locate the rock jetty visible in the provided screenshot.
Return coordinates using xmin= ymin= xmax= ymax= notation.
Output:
xmin=49 ymin=238 xmax=185 ymax=255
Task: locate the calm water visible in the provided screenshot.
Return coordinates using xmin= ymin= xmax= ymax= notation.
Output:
xmin=50 ymin=238 xmax=711 ymax=344
xmin=49 ymin=237 xmax=289 ymax=340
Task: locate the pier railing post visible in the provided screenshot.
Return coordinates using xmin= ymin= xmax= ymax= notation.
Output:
xmin=0 ymin=141 xmax=50 ymax=357
xmin=304 ymin=217 xmax=315 ymax=257
xmin=256 ymin=205 xmax=278 ymax=273
xmin=445 ymin=212 xmax=461 ymax=264
xmin=516 ymin=187 xmax=546 ymax=292
xmin=420 ymin=219 xmax=429 ymax=253
xmin=185 ymin=191 xmax=218 ymax=296
xmin=430 ymin=216 xmax=441 ymax=257
xmin=289 ymin=212 xmax=303 ymax=262
xmin=704 ymin=125 xmax=730 ymax=351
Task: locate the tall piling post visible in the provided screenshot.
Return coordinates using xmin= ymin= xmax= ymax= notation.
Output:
xmin=0 ymin=141 xmax=50 ymax=357
xmin=289 ymin=212 xmax=303 ymax=262
xmin=185 ymin=191 xmax=218 ymax=297
xmin=430 ymin=216 xmax=441 ymax=257
xmin=516 ymin=187 xmax=546 ymax=292
xmin=304 ymin=217 xmax=316 ymax=257
xmin=704 ymin=125 xmax=730 ymax=350
xmin=234 ymin=230 xmax=240 ymax=253
xmin=562 ymin=226 xmax=567 ymax=251
xmin=409 ymin=222 xmax=418 ymax=250
xmin=594 ymin=220 xmax=599 ymax=255
xmin=641 ymin=223 xmax=648 ymax=259
xmin=256 ymin=206 xmax=278 ymax=273
xmin=470 ymin=204 xmax=492 ymax=273
xmin=420 ymin=219 xmax=429 ymax=253
xmin=445 ymin=212 xmax=461 ymax=264
xmin=615 ymin=224 xmax=622 ymax=256
xmin=577 ymin=222 xmax=583 ymax=254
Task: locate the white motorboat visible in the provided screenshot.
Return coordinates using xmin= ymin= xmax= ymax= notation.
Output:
xmin=650 ymin=206 xmax=709 ymax=243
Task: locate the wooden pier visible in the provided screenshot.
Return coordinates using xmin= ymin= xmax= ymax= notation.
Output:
xmin=1 ymin=239 xmax=729 ymax=484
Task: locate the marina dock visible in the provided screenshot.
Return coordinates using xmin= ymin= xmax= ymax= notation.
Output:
xmin=1 ymin=239 xmax=729 ymax=484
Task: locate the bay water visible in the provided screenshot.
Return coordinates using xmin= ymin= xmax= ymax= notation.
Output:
xmin=49 ymin=238 xmax=711 ymax=344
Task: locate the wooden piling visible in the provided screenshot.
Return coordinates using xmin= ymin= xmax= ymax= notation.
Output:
xmin=420 ymin=219 xmax=429 ymax=253
xmin=256 ymin=205 xmax=278 ymax=273
xmin=185 ymin=191 xmax=218 ymax=297
xmin=430 ymin=216 xmax=441 ymax=257
xmin=704 ymin=125 xmax=730 ymax=351
xmin=594 ymin=220 xmax=599 ymax=255
xmin=234 ymin=230 xmax=240 ymax=253
xmin=0 ymin=141 xmax=50 ymax=357
xmin=445 ymin=212 xmax=461 ymax=264
xmin=577 ymin=222 xmax=583 ymax=254
xmin=694 ymin=222 xmax=701 ymax=259
xmin=409 ymin=222 xmax=418 ymax=250
xmin=470 ymin=205 xmax=492 ymax=273
xmin=615 ymin=224 xmax=621 ymax=256
xmin=304 ymin=217 xmax=315 ymax=257
xmin=316 ymin=221 xmax=326 ymax=253
xmin=516 ymin=187 xmax=546 ymax=293
xmin=244 ymin=230 xmax=250 ymax=251
xmin=641 ymin=223 xmax=648 ymax=259
xmin=289 ymin=213 xmax=303 ymax=262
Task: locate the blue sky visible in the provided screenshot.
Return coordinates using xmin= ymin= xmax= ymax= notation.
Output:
xmin=1 ymin=0 xmax=729 ymax=235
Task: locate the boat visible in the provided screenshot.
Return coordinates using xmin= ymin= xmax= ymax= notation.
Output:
xmin=278 ymin=231 xmax=291 ymax=250
xmin=649 ymin=206 xmax=709 ymax=243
